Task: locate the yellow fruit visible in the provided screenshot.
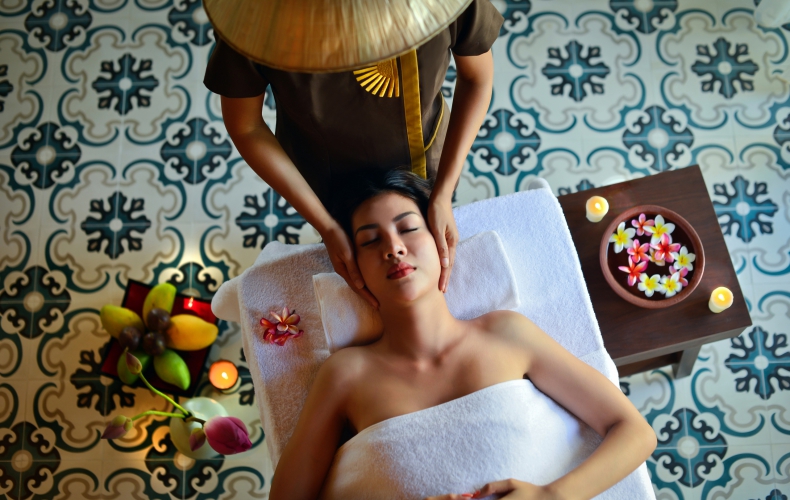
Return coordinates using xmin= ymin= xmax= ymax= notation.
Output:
xmin=142 ymin=282 xmax=177 ymax=328
xmin=100 ymin=305 xmax=144 ymax=339
xmin=154 ymin=349 xmax=191 ymax=390
xmin=165 ymin=314 xmax=218 ymax=351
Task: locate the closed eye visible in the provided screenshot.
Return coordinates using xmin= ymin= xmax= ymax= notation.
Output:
xmin=360 ymin=228 xmax=417 ymax=247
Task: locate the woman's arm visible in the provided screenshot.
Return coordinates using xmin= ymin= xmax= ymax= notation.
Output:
xmin=221 ymin=95 xmax=378 ymax=307
xmin=501 ymin=312 xmax=657 ymax=500
xmin=429 ymin=50 xmax=494 ymax=293
xmin=269 ymin=351 xmax=357 ymax=499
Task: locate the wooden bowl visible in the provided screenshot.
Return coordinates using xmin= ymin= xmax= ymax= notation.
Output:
xmin=599 ymin=205 xmax=705 ymax=309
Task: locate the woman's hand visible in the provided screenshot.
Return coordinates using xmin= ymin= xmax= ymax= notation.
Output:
xmin=428 ymin=196 xmax=458 ymax=293
xmin=424 ymin=479 xmax=560 ymax=500
xmin=321 ymin=223 xmax=379 ymax=309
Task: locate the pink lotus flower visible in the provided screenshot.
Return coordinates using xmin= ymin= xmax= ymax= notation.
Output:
xmin=189 ymin=427 xmax=206 ymax=451
xmin=618 ymin=259 xmax=648 ymax=287
xmin=204 ymin=416 xmax=252 ymax=455
xmin=631 ymin=213 xmax=655 ymax=237
xmin=102 ymin=415 xmax=133 ymax=440
xmin=260 ymin=307 xmax=303 ymax=346
xmin=650 ymin=233 xmax=681 ymax=263
xmin=626 ymin=239 xmax=650 ymax=264
xmin=669 ymin=265 xmax=689 ymax=287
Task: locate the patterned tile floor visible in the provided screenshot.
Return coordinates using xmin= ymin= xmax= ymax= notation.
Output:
xmin=1 ymin=0 xmax=789 ymax=498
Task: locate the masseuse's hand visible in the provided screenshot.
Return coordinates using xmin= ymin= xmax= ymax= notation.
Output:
xmin=428 ymin=196 xmax=458 ymax=293
xmin=322 ymin=223 xmax=379 ymax=309
xmin=424 ymin=479 xmax=561 ymax=500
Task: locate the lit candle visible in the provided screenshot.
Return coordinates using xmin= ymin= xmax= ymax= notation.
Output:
xmin=208 ymin=360 xmax=240 ymax=393
xmin=187 ymin=297 xmax=194 ymax=309
xmin=585 ymin=196 xmax=609 ymax=222
xmin=708 ymin=287 xmax=733 ymax=313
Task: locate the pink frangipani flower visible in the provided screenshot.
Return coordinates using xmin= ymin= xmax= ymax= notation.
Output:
xmin=649 ymin=248 xmax=666 ymax=266
xmin=650 ymin=233 xmax=681 ymax=263
xmin=260 ymin=307 xmax=304 ymax=346
xmin=669 ymin=265 xmax=689 ymax=287
xmin=630 ymin=213 xmax=655 ymax=237
xmin=618 ymin=259 xmax=648 ymax=287
xmin=627 ymin=239 xmax=650 ymax=264
xmin=204 ymin=416 xmax=252 ymax=455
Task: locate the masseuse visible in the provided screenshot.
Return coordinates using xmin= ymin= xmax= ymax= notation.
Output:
xmin=203 ymin=0 xmax=504 ymax=306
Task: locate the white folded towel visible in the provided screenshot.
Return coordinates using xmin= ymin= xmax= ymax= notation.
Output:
xmin=320 ymin=379 xmax=653 ymax=500
xmin=313 ymin=231 xmax=520 ymax=353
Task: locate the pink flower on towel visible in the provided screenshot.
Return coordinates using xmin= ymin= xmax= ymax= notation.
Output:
xmin=260 ymin=307 xmax=303 ymax=346
xmin=626 ymin=239 xmax=650 ymax=264
xmin=618 ymin=259 xmax=648 ymax=287
xmin=631 ymin=213 xmax=655 ymax=236
xmin=204 ymin=416 xmax=252 ymax=455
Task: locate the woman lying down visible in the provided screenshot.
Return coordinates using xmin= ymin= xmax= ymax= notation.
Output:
xmin=269 ymin=170 xmax=657 ymax=500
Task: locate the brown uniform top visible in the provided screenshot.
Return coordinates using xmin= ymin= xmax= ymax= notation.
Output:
xmin=204 ymin=0 xmax=503 ymax=210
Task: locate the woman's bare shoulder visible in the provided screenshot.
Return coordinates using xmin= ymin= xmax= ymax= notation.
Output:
xmin=318 ymin=345 xmax=376 ymax=389
xmin=473 ymin=310 xmax=538 ymax=341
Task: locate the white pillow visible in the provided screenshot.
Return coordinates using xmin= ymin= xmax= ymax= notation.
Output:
xmin=313 ymin=230 xmax=521 ymax=353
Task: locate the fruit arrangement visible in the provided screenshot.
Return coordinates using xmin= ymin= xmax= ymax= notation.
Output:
xmin=100 ymin=282 xmax=219 ymax=390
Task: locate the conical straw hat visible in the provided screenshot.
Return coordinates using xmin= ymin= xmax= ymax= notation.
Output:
xmin=203 ymin=0 xmax=474 ymax=73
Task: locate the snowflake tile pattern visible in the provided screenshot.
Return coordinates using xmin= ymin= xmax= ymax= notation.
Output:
xmin=541 ymin=40 xmax=611 ymax=102
xmin=691 ymin=37 xmax=758 ymax=99
xmin=0 ymin=0 xmax=788 ymax=498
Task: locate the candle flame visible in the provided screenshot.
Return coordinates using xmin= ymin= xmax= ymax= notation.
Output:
xmin=594 ymin=203 xmax=601 ymax=210
xmin=717 ymin=293 xmax=724 ymax=301
xmin=222 ymin=372 xmax=228 ymax=379
xmin=187 ymin=297 xmax=194 ymax=308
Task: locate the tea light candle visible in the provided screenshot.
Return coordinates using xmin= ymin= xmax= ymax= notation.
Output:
xmin=208 ymin=360 xmax=240 ymax=393
xmin=708 ymin=287 xmax=733 ymax=313
xmin=585 ymin=196 xmax=609 ymax=222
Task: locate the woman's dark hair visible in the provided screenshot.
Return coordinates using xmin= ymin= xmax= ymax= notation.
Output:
xmin=330 ymin=168 xmax=434 ymax=241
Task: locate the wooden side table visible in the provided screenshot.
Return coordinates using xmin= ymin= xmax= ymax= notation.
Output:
xmin=557 ymin=165 xmax=752 ymax=378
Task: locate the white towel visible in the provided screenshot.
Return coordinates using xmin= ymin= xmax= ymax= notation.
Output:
xmin=320 ymin=379 xmax=653 ymax=500
xmin=313 ymin=231 xmax=521 ymax=353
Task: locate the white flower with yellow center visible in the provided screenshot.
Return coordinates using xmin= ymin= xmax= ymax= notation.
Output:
xmin=609 ymin=222 xmax=636 ymax=253
xmin=638 ymin=273 xmax=661 ymax=297
xmin=670 ymin=246 xmax=696 ymax=271
xmin=644 ymin=214 xmax=675 ymax=245
xmin=659 ymin=272 xmax=683 ymax=298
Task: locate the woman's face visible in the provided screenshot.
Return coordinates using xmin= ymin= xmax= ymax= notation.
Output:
xmin=351 ymin=192 xmax=441 ymax=305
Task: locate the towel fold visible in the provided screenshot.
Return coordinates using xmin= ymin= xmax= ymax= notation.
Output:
xmin=320 ymin=379 xmax=653 ymax=500
xmin=313 ymin=231 xmax=521 ymax=353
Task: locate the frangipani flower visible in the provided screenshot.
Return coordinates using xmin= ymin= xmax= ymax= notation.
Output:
xmin=659 ymin=272 xmax=683 ymax=297
xmin=260 ymin=307 xmax=303 ymax=346
xmin=650 ymin=233 xmax=681 ymax=264
xmin=644 ymin=214 xmax=675 ymax=244
xmin=631 ymin=213 xmax=655 ymax=237
xmin=204 ymin=416 xmax=252 ymax=455
xmin=669 ymin=265 xmax=689 ymax=287
xmin=670 ymin=246 xmax=696 ymax=271
xmin=618 ymin=259 xmax=648 ymax=287
xmin=627 ymin=239 xmax=650 ymax=264
xmin=102 ymin=415 xmax=133 ymax=440
xmin=610 ymin=222 xmax=636 ymax=253
xmin=649 ymin=248 xmax=666 ymax=266
xmin=637 ymin=274 xmax=662 ymax=297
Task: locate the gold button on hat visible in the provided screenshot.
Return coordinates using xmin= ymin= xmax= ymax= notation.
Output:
xmin=203 ymin=0 xmax=473 ymax=73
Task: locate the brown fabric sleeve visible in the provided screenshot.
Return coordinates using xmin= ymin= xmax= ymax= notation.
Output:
xmin=204 ymin=38 xmax=269 ymax=97
xmin=449 ymin=0 xmax=504 ymax=56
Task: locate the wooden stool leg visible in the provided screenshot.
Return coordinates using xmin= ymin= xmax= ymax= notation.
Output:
xmin=672 ymin=346 xmax=701 ymax=379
